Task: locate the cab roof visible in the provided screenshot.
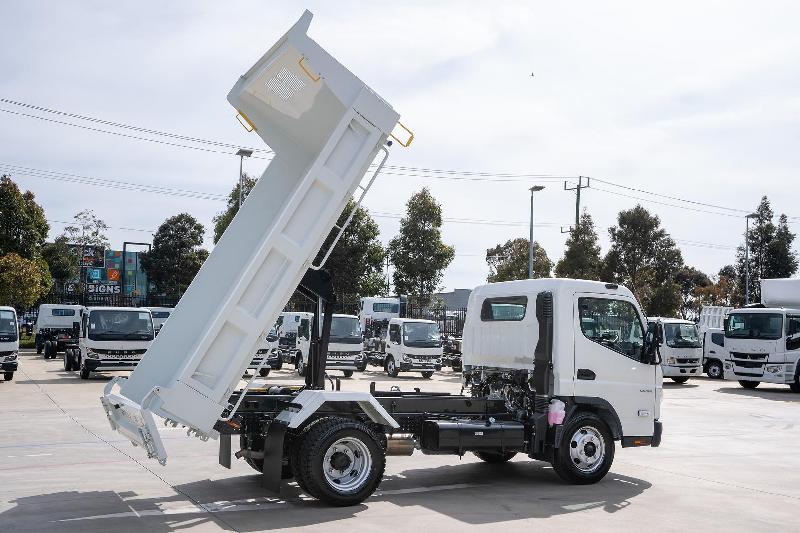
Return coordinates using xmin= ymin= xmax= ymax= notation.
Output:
xmin=85 ymin=307 xmax=150 ymax=313
xmin=390 ymin=317 xmax=436 ymax=325
xmin=470 ymin=278 xmax=636 ymax=300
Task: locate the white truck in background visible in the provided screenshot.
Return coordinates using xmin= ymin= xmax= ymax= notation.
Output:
xmin=100 ymin=11 xmax=663 ymax=506
xmin=381 ymin=318 xmax=442 ymax=378
xmin=723 ymin=279 xmax=800 ymax=391
xmin=295 ymin=314 xmax=365 ymax=377
xmin=34 ymin=303 xmax=83 ymax=358
xmin=278 ymin=311 xmax=313 ymax=365
xmin=647 ymin=317 xmax=703 ymax=383
xmin=144 ymin=307 xmax=173 ymax=335
xmin=0 ymin=306 xmax=19 ymax=381
xmin=247 ymin=323 xmax=283 ymax=377
xmin=359 ymin=296 xmax=400 ymax=352
xmin=65 ymin=307 xmax=155 ymax=380
xmin=697 ymin=305 xmax=733 ymax=378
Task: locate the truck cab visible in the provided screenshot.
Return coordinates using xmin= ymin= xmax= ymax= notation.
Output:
xmin=383 ymin=318 xmax=442 ymax=378
xmin=0 ymin=306 xmax=19 ymax=381
xmin=359 ymin=297 xmax=400 ymax=352
xmin=295 ymin=314 xmax=365 ymax=378
xmin=67 ymin=307 xmax=155 ymax=380
xmin=34 ymin=303 xmax=82 ymax=358
xmin=143 ymin=307 xmax=173 ymax=335
xmin=647 ymin=317 xmax=703 ymax=383
xmin=279 ymin=311 xmax=313 ymax=364
xmin=702 ymin=327 xmax=727 ymax=379
xmin=248 ymin=323 xmax=283 ymax=377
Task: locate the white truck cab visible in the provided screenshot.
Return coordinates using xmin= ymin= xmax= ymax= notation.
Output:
xmin=67 ymin=307 xmax=155 ymax=380
xmin=0 ymin=306 xmax=19 ymax=381
xmin=359 ymin=297 xmax=400 ymax=334
xmin=34 ymin=303 xmax=83 ymax=358
xmin=279 ymin=311 xmax=313 ymax=364
xmin=295 ymin=314 xmax=364 ymax=378
xmin=647 ymin=317 xmax=703 ymax=383
xmin=383 ymin=318 xmax=442 ymax=378
xmin=143 ymin=307 xmax=173 ymax=334
xmin=248 ymin=323 xmax=283 ymax=377
xmin=702 ymin=327 xmax=727 ymax=379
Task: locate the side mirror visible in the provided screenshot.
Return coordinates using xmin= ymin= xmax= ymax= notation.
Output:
xmin=643 ymin=322 xmax=662 ymax=365
xmin=723 ymin=317 xmax=730 ymax=332
xmin=72 ymin=321 xmax=80 ymax=339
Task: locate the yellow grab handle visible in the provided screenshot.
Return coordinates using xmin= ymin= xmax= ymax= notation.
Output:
xmin=298 ymin=56 xmax=321 ymax=82
xmin=389 ymin=121 xmax=414 ymax=147
xmin=236 ymin=111 xmax=257 ymax=132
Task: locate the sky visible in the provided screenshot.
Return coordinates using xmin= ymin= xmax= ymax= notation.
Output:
xmin=2 ymin=1 xmax=799 ymax=293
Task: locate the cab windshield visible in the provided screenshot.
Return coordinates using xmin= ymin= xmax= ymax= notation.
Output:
xmin=664 ymin=323 xmax=701 ymax=348
xmin=403 ymin=322 xmax=441 ymax=348
xmin=725 ymin=312 xmax=783 ymax=340
xmin=330 ymin=317 xmax=362 ymax=344
xmin=88 ymin=310 xmax=154 ymax=341
xmin=0 ymin=310 xmax=18 ymax=341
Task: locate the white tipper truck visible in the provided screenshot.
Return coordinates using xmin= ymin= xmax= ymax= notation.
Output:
xmin=0 ymin=306 xmax=19 ymax=381
xmin=723 ymin=278 xmax=800 ymax=392
xmin=100 ymin=11 xmax=663 ymax=506
xmin=647 ymin=317 xmax=703 ymax=383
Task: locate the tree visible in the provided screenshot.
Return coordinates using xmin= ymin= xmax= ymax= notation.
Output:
xmin=674 ymin=266 xmax=711 ymax=319
xmin=213 ymin=173 xmax=257 ymax=244
xmin=765 ymin=214 xmax=798 ymax=279
xmin=388 ymin=188 xmax=455 ymax=303
xmin=0 ymin=175 xmax=49 ymax=260
xmin=0 ymin=253 xmax=51 ymax=308
xmin=603 ymin=205 xmax=683 ymax=316
xmin=696 ymin=265 xmax=739 ymax=307
xmin=555 ymin=211 xmax=602 ymax=280
xmin=61 ymin=209 xmax=109 ymax=248
xmin=486 ymin=238 xmax=552 ymax=282
xmin=139 ymin=214 xmax=209 ymax=297
xmin=42 ymin=236 xmax=80 ymax=285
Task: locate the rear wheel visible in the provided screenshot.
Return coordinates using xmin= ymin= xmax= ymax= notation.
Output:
xmin=63 ymin=349 xmax=74 ymax=371
xmin=670 ymin=377 xmax=689 ymax=384
xmin=421 ymin=371 xmax=434 ymax=379
xmin=44 ymin=341 xmax=55 ymax=359
xmin=473 ymin=450 xmax=516 ymax=463
xmin=3 ymin=372 xmax=13 ymax=381
xmin=706 ymin=360 xmax=723 ymax=379
xmin=551 ymin=412 xmax=615 ymax=485
xmin=739 ymin=380 xmax=759 ymax=389
xmin=79 ymin=366 xmax=90 ymax=380
xmin=385 ymin=356 xmax=399 ymax=377
xmin=259 ymin=368 xmax=270 ymax=377
xmin=295 ymin=354 xmax=306 ymax=377
xmin=273 ymin=358 xmax=283 ymax=371
xmin=342 ymin=370 xmax=354 ymax=378
xmin=292 ymin=417 xmax=385 ymax=506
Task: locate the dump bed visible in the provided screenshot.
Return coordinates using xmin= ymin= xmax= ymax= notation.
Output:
xmin=102 ymin=10 xmax=401 ymax=463
xmin=760 ymin=278 xmax=800 ymax=308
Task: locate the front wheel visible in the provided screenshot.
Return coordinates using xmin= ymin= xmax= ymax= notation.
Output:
xmin=63 ymin=350 xmax=73 ymax=371
xmin=739 ymin=380 xmax=759 ymax=389
xmin=259 ymin=368 xmax=270 ymax=377
xmin=273 ymin=358 xmax=283 ymax=371
xmin=706 ymin=360 xmax=723 ymax=379
xmin=421 ymin=371 xmax=434 ymax=379
xmin=292 ymin=417 xmax=385 ymax=506
xmin=296 ymin=355 xmax=306 ymax=377
xmin=79 ymin=366 xmax=90 ymax=380
xmin=474 ymin=450 xmax=516 ymax=463
xmin=342 ymin=370 xmax=354 ymax=378
xmin=551 ymin=412 xmax=615 ymax=485
xmin=385 ymin=356 xmax=399 ymax=377
xmin=3 ymin=372 xmax=12 ymax=381
xmin=44 ymin=341 xmax=55 ymax=359
xmin=790 ymin=371 xmax=800 ymax=393
xmin=670 ymin=377 xmax=689 ymax=384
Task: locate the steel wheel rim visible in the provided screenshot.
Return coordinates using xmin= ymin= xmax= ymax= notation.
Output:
xmin=387 ymin=358 xmax=395 ymax=373
xmin=708 ymin=364 xmax=721 ymax=378
xmin=569 ymin=426 xmax=606 ymax=473
xmin=322 ymin=437 xmax=372 ymax=493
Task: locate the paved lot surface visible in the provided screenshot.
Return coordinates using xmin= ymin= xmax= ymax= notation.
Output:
xmin=1 ymin=349 xmax=798 ymax=532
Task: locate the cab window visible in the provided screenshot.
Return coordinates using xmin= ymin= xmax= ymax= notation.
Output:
xmin=389 ymin=324 xmax=401 ymax=343
xmin=480 ymin=296 xmax=527 ymax=321
xmin=579 ymin=297 xmax=644 ymax=361
xmin=298 ymin=318 xmax=310 ymax=339
xmin=787 ymin=316 xmax=800 ymax=351
xmin=710 ymin=332 xmax=724 ymax=347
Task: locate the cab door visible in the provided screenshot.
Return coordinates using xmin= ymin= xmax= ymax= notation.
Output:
xmin=573 ymin=293 xmax=658 ymax=437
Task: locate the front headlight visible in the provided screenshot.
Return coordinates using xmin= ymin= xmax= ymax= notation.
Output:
xmin=3 ymin=351 xmax=17 ymax=362
xmin=666 ymin=357 xmax=676 ymax=365
xmin=402 ymin=353 xmax=412 ymax=362
xmin=766 ymin=365 xmax=782 ymax=373
xmin=85 ymin=349 xmax=99 ymax=360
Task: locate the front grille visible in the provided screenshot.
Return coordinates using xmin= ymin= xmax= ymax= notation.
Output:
xmin=410 ymin=355 xmax=439 ymax=361
xmin=328 ymin=351 xmax=360 ymax=359
xmin=734 ymin=361 xmax=764 ymax=369
xmin=91 ymin=348 xmax=147 ymax=356
xmin=676 ymin=358 xmax=700 ymax=364
xmin=730 ymin=352 xmax=768 ymax=360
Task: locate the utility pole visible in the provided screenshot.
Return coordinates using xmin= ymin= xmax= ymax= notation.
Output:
xmin=385 ymin=253 xmax=391 ymax=296
xmin=562 ymin=176 xmax=591 ymax=232
xmin=236 ymin=148 xmax=254 ymax=209
xmin=529 ymin=186 xmax=545 ymax=278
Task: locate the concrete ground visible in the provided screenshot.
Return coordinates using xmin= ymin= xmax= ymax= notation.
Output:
xmin=0 ymin=349 xmax=798 ymax=532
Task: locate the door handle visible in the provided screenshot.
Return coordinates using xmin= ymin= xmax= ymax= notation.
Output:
xmin=709 ymin=350 xmax=716 ymax=354
xmin=577 ymin=368 xmax=596 ymax=380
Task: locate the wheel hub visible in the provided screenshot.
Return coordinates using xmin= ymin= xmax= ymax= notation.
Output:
xmin=330 ymin=450 xmax=352 ymax=471
xmin=569 ymin=426 xmax=606 ymax=473
xmin=322 ymin=438 xmax=373 ymax=493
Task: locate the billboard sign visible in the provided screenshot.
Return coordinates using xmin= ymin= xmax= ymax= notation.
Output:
xmin=68 ymin=244 xmax=106 ymax=268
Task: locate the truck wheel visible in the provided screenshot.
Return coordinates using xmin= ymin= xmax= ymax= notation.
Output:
xmin=452 ymin=361 xmax=463 ymax=372
xmin=356 ymin=360 xmax=367 ymax=372
xmin=552 ymin=412 xmax=615 ymax=485
xmin=421 ymin=371 xmax=434 ymax=379
xmin=44 ymin=341 xmax=54 ymax=359
xmin=670 ymin=377 xmax=689 ymax=384
xmin=274 ymin=358 xmax=283 ymax=371
xmin=342 ymin=370 xmax=354 ymax=378
xmin=293 ymin=417 xmax=385 ymax=506
xmin=385 ymin=356 xmax=399 ymax=377
xmin=790 ymin=370 xmax=800 ymax=393
xmin=259 ymin=368 xmax=270 ymax=377
xmin=3 ymin=372 xmax=13 ymax=381
xmin=473 ymin=450 xmax=516 ymax=463
xmin=296 ymin=355 xmax=306 ymax=377
xmin=63 ymin=350 xmax=73 ymax=371
xmin=706 ymin=360 xmax=723 ymax=379
xmin=36 ymin=343 xmax=42 ymax=354
xmin=79 ymin=366 xmax=90 ymax=380
xmin=738 ymin=380 xmax=759 ymax=389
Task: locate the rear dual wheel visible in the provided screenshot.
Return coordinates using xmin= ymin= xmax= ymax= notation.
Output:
xmin=63 ymin=349 xmax=77 ymax=372
xmin=44 ymin=341 xmax=56 ymax=359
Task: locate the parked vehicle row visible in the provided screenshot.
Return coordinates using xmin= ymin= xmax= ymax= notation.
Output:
xmin=0 ymin=306 xmax=19 ymax=381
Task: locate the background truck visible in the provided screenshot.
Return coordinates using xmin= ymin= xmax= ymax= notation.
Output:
xmin=34 ymin=303 xmax=82 ymax=358
xmin=697 ymin=305 xmax=733 ymax=378
xmin=441 ymin=335 xmax=463 ymax=371
xmin=143 ymin=307 xmax=173 ymax=334
xmin=723 ymin=278 xmax=800 ymax=391
xmin=295 ymin=313 xmax=364 ymax=377
xmin=0 ymin=306 xmax=19 ymax=381
xmin=647 ymin=317 xmax=703 ymax=383
xmin=248 ymin=324 xmax=283 ymax=377
xmin=278 ymin=311 xmax=313 ymax=365
xmin=65 ymin=307 xmax=155 ymax=379
xmin=100 ymin=11 xmax=662 ymax=507
xmin=359 ymin=296 xmax=400 ymax=353
xmin=379 ymin=317 xmax=442 ymax=378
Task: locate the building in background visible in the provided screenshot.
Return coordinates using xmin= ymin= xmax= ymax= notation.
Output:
xmin=433 ymin=289 xmax=472 ymax=309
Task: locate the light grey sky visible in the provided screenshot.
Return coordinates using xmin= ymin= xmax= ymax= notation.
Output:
xmin=2 ymin=1 xmax=799 ymax=292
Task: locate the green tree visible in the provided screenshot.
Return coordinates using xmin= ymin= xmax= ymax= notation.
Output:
xmin=212 ymin=173 xmax=257 ymax=244
xmin=674 ymin=266 xmax=711 ymax=319
xmin=61 ymin=209 xmax=109 ymax=248
xmin=764 ymin=214 xmax=798 ymax=279
xmin=0 ymin=253 xmax=51 ymax=308
xmin=487 ymin=238 xmax=552 ymax=282
xmin=388 ymin=188 xmax=454 ymax=303
xmin=315 ymin=200 xmax=385 ymax=298
xmin=139 ymin=214 xmax=209 ymax=297
xmin=696 ymin=265 xmax=739 ymax=307
xmin=603 ymin=205 xmax=683 ymax=316
xmin=0 ymin=175 xmax=49 ymax=259
xmin=555 ymin=211 xmax=602 ymax=280
xmin=42 ymin=236 xmax=80 ymax=285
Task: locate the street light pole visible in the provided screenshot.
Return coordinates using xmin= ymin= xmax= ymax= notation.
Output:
xmin=528 ymin=186 xmax=545 ymax=278
xmin=235 ymin=148 xmax=254 ymax=209
xmin=744 ymin=212 xmax=759 ymax=305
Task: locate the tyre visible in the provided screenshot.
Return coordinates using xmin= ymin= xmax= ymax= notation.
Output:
xmin=63 ymin=350 xmax=73 ymax=371
xmin=3 ymin=372 xmax=13 ymax=381
xmin=292 ymin=417 xmax=385 ymax=506
xmin=274 ymin=358 xmax=283 ymax=371
xmin=739 ymin=380 xmax=759 ymax=389
xmin=421 ymin=371 xmax=434 ymax=379
xmin=356 ymin=360 xmax=367 ymax=372
xmin=259 ymin=368 xmax=270 ymax=377
xmin=296 ymin=354 xmax=306 ymax=377
xmin=670 ymin=377 xmax=689 ymax=384
xmin=36 ymin=344 xmax=42 ymax=355
xmin=473 ymin=450 xmax=516 ymax=463
xmin=452 ymin=361 xmax=463 ymax=372
xmin=790 ymin=370 xmax=800 ymax=393
xmin=44 ymin=341 xmax=55 ymax=359
xmin=551 ymin=412 xmax=615 ymax=485
xmin=79 ymin=366 xmax=90 ymax=380
xmin=239 ymin=435 xmax=294 ymax=479
xmin=706 ymin=360 xmax=723 ymax=379
xmin=342 ymin=370 xmax=354 ymax=378
xmin=385 ymin=356 xmax=399 ymax=377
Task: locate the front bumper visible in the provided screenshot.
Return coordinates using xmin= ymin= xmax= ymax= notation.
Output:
xmin=1 ymin=361 xmax=18 ymax=372
xmin=399 ymin=360 xmax=441 ymax=372
xmin=662 ymin=364 xmax=702 ymax=377
xmin=84 ymin=359 xmax=140 ymax=372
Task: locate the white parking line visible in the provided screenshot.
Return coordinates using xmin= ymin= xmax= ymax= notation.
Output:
xmin=5 ymin=453 xmax=53 ymax=458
